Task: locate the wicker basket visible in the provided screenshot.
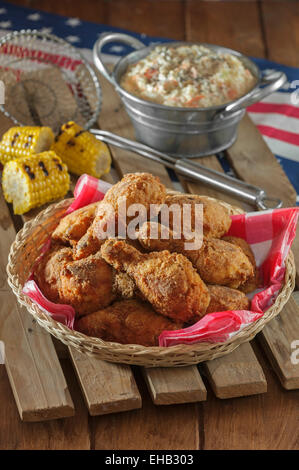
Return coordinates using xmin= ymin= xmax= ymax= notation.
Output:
xmin=7 ymin=194 xmax=296 ymax=367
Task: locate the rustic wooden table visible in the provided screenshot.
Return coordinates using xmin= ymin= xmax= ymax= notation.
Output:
xmin=0 ymin=0 xmax=299 ymax=450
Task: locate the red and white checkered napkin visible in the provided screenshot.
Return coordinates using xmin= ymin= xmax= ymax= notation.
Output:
xmin=22 ymin=174 xmax=299 ymax=347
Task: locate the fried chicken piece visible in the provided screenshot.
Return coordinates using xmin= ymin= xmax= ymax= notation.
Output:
xmin=187 ymin=238 xmax=254 ymax=289
xmin=222 ymin=236 xmax=260 ymax=293
xmin=206 ymin=285 xmax=250 ymax=314
xmin=101 ymin=239 xmax=210 ymax=323
xmin=74 ymin=230 xmax=143 ymax=261
xmin=34 ymin=244 xmax=74 ymax=302
xmin=52 ymin=202 xmax=99 ymax=246
xmin=104 ymin=172 xmax=166 ymax=215
xmin=138 ymin=222 xmax=253 ymax=288
xmin=74 ymin=225 xmax=104 ymax=259
xmin=164 ymin=193 xmax=231 ymax=239
xmin=92 ymin=172 xmax=166 ymax=241
xmin=112 ymin=271 xmax=137 ymax=299
xmin=59 ymin=251 xmax=116 ymax=317
xmin=75 ymin=299 xmax=183 ymax=346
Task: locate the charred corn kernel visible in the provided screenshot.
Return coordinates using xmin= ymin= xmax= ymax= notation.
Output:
xmin=0 ymin=126 xmax=55 ymax=165
xmin=2 ymin=151 xmax=70 ymax=214
xmin=51 ymin=121 xmax=111 ymax=178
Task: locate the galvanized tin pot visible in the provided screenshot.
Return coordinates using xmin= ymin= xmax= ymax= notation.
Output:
xmin=93 ymin=33 xmax=286 ymax=158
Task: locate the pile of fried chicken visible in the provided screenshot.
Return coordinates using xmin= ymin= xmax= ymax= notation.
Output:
xmin=34 ymin=172 xmax=259 ymax=347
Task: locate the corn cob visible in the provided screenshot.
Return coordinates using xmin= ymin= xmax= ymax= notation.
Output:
xmin=51 ymin=121 xmax=111 ymax=178
xmin=2 ymin=151 xmax=70 ymax=214
xmin=0 ymin=126 xmax=54 ymax=165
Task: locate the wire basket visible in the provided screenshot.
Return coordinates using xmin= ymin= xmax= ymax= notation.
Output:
xmin=0 ymin=29 xmax=102 ymax=132
xmin=6 ymin=193 xmax=296 ymax=367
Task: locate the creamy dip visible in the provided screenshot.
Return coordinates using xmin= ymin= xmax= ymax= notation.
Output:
xmin=120 ymin=45 xmax=256 ymax=108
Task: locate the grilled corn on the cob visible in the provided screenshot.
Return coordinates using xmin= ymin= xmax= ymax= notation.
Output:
xmin=0 ymin=126 xmax=54 ymax=165
xmin=51 ymin=121 xmax=111 ymax=178
xmin=2 ymin=151 xmax=70 ymax=214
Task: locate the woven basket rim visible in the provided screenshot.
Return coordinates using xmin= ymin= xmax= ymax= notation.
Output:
xmin=7 ymin=193 xmax=296 ymax=366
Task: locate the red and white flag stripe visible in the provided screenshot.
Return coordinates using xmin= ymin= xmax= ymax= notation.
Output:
xmin=248 ymin=91 xmax=299 ymax=162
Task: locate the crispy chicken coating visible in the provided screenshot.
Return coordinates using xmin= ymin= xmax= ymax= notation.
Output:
xmin=138 ymin=222 xmax=254 ymax=288
xmin=112 ymin=271 xmax=137 ymax=299
xmin=92 ymin=172 xmax=166 ymax=241
xmin=74 ymin=224 xmax=104 ymax=260
xmin=206 ymin=285 xmax=250 ymax=314
xmin=75 ymin=299 xmax=183 ymax=346
xmin=34 ymin=244 xmax=73 ymax=302
xmin=103 ymin=172 xmax=166 ymax=215
xmin=222 ymin=236 xmax=260 ymax=293
xmin=188 ymin=237 xmax=254 ymax=288
xmin=101 ymin=239 xmax=210 ymax=323
xmin=59 ymin=251 xmax=116 ymax=317
xmin=164 ymin=193 xmax=232 ymax=239
xmin=52 ymin=202 xmax=99 ymax=246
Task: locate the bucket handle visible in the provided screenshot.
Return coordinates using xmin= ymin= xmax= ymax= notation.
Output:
xmin=93 ymin=32 xmax=146 ymax=86
xmin=215 ymin=70 xmax=287 ymax=120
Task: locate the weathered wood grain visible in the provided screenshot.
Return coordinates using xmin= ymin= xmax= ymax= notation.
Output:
xmin=262 ymin=0 xmax=299 ymax=67
xmin=204 ymin=342 xmax=267 ymax=399
xmin=0 ymin=191 xmax=75 ymax=421
xmin=258 ymin=295 xmax=299 ymax=390
xmin=107 ymin=0 xmax=185 ymax=40
xmin=69 ymin=348 xmax=142 ymax=415
xmin=202 ymin=340 xmax=299 ymax=450
xmin=0 ymin=360 xmax=90 ymax=449
xmin=186 ymin=0 xmax=265 ymax=57
xmin=92 ymin=369 xmax=200 ymax=450
xmin=142 ymin=366 xmax=207 ymax=405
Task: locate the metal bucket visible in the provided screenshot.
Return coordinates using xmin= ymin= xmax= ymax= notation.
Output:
xmin=93 ymin=33 xmax=286 ymax=158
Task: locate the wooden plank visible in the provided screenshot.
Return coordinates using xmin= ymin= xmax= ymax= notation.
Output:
xmin=0 ymin=360 xmax=91 ymax=449
xmin=69 ymin=347 xmax=142 ymax=415
xmin=25 ymin=0 xmax=108 ymax=24
xmin=142 ymin=366 xmax=207 ymax=405
xmin=258 ymin=295 xmax=299 ymax=390
xmin=92 ymin=368 xmax=200 ymax=450
xmin=203 ymin=342 xmax=267 ymax=399
xmin=261 ymin=0 xmax=299 ymax=67
xmin=0 ymin=297 xmax=74 ymax=422
xmin=226 ymin=113 xmax=299 ymax=286
xmin=0 ymin=191 xmax=75 ymax=421
xmin=202 ymin=339 xmax=299 ymax=450
xmin=186 ymin=0 xmax=265 ymax=57
xmin=107 ymin=0 xmax=185 ymax=40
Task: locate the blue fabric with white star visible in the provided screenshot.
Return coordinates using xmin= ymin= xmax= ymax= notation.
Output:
xmin=0 ymin=0 xmax=298 ymax=205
